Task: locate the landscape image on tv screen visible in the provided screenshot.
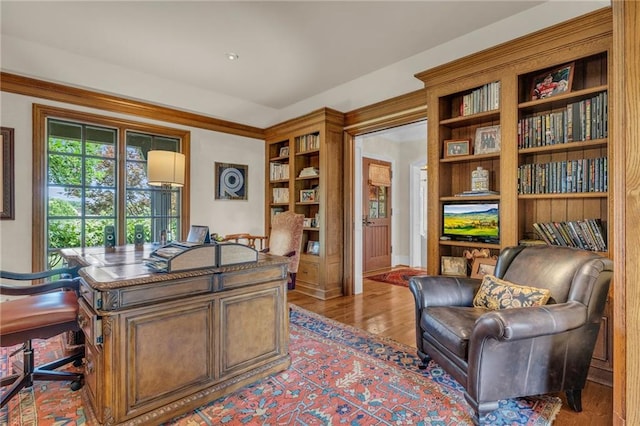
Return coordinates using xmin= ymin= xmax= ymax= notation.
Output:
xmin=443 ymin=203 xmax=499 ymax=240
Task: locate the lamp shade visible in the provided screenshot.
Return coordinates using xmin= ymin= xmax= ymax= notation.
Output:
xmin=147 ymin=150 xmax=185 ymax=187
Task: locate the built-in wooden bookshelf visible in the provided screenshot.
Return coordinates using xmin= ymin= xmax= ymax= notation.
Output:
xmin=416 ymin=9 xmax=613 ymax=385
xmin=264 ymin=108 xmax=345 ymax=300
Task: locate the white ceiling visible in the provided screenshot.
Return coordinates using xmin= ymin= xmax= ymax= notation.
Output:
xmin=1 ymin=1 xmax=546 ymax=111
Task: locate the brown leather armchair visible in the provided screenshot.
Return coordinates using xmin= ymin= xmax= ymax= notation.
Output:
xmin=409 ymin=245 xmax=613 ymax=424
xmin=0 ymin=272 xmax=84 ymax=408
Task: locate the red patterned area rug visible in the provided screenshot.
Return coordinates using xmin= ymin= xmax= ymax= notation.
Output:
xmin=366 ymin=268 xmax=427 ymax=287
xmin=1 ymin=305 xmax=561 ymax=425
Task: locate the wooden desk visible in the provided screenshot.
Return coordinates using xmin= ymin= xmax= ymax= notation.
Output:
xmin=63 ymin=246 xmax=291 ymax=425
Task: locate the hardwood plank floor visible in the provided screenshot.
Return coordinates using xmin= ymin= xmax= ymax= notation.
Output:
xmin=287 ymin=275 xmax=613 ymax=426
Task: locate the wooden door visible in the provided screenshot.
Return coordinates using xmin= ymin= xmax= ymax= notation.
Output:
xmin=362 ymin=158 xmax=392 ymax=272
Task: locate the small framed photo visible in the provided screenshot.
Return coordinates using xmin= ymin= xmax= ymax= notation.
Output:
xmin=530 ymin=62 xmax=574 ymax=101
xmin=307 ymin=240 xmax=320 ymax=255
xmin=474 ymin=125 xmax=501 ymax=155
xmin=470 ymin=258 xmax=497 ymax=279
xmin=441 ymin=256 xmax=467 ymax=277
xmin=444 ymin=139 xmax=471 ymax=158
xmin=300 ymin=189 xmax=315 ymax=202
xmin=279 ymin=146 xmax=289 ymax=157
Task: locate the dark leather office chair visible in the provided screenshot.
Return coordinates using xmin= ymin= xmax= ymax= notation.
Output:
xmin=0 ymin=269 xmax=84 ymax=408
xmin=262 ymin=211 xmax=304 ymax=290
xmin=409 ymin=245 xmax=612 ymax=424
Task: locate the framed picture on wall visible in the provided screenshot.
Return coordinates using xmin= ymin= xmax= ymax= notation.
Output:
xmin=1 ymin=127 xmax=15 ymax=220
xmin=215 ymin=162 xmax=248 ymax=200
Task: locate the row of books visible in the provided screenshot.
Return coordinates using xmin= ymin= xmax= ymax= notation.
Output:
xmin=272 ymin=187 xmax=289 ymax=204
xmin=269 ymin=162 xmax=289 ymax=181
xmin=518 ymin=157 xmax=607 ymax=194
xmin=460 ymin=81 xmax=500 ymax=117
xmin=518 ymin=91 xmax=608 ymax=148
xmin=296 ymin=133 xmax=320 ymax=152
xmin=533 ymin=219 xmax=607 ymax=252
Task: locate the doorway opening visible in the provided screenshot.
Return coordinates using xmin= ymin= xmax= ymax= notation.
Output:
xmin=353 ymin=120 xmax=427 ymax=294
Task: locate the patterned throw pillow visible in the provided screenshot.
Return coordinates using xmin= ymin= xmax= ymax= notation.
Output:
xmin=473 ymin=274 xmax=551 ymax=310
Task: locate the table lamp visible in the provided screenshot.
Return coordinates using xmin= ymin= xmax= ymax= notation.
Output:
xmin=147 ymin=150 xmax=185 ymax=244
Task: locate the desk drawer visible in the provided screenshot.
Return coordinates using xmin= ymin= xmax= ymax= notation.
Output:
xmin=78 ymin=298 xmax=102 ymax=346
xmin=298 ymin=261 xmax=319 ymax=285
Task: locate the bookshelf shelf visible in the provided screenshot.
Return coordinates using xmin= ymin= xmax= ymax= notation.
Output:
xmin=518 ymin=192 xmax=607 ymax=200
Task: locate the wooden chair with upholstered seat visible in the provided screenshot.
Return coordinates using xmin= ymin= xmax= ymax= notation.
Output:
xmin=262 ymin=211 xmax=304 ymax=290
xmin=0 ymin=269 xmax=84 ymax=408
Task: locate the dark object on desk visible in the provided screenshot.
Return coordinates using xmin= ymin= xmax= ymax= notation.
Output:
xmin=104 ymin=225 xmax=116 ymax=251
xmin=409 ymin=245 xmax=612 ymax=425
xmin=134 ymin=224 xmax=145 ymax=250
xmin=0 ymin=274 xmax=84 ymax=408
xmin=146 ymin=241 xmax=258 ymax=272
xmin=261 ymin=211 xmax=304 ymax=290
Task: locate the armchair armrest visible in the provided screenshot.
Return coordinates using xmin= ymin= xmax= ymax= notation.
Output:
xmin=409 ymin=275 xmax=481 ymax=308
xmin=0 ymin=277 xmax=81 ymax=296
xmin=1 ymin=266 xmax=80 ymax=281
xmin=472 ymin=301 xmax=587 ymax=342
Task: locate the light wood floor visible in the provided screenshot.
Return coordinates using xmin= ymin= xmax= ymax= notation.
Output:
xmin=287 ymin=274 xmax=613 ymax=426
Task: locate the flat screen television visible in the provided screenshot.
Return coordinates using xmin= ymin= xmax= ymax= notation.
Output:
xmin=442 ymin=202 xmax=499 ymax=244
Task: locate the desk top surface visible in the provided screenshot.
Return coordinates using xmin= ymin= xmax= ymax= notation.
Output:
xmin=60 ymin=245 xmax=287 ymax=290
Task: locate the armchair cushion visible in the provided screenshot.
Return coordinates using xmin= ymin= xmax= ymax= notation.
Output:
xmin=472 ymin=274 xmax=551 ymax=310
xmin=421 ymin=306 xmax=488 ymax=359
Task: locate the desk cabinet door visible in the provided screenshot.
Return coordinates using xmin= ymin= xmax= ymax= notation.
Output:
xmin=219 ymin=284 xmax=287 ymax=377
xmin=113 ymin=300 xmax=214 ymax=419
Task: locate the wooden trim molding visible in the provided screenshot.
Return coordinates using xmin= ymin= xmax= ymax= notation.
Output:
xmin=343 ymin=89 xmax=427 ymax=134
xmin=613 ymin=2 xmax=638 ymax=424
xmin=1 ymin=72 xmax=264 ymax=140
xmin=415 ymin=8 xmax=613 ymax=88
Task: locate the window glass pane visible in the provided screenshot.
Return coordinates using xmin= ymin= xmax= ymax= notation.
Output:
xmin=48 ymin=154 xmax=82 ymax=185
xmin=378 ymin=187 xmax=387 ymax=218
xmin=48 ymin=121 xmax=82 ymax=143
xmin=85 ymin=158 xmax=116 ymax=187
xmin=126 ymin=161 xmax=148 ymax=188
xmin=48 ymin=219 xmax=81 ymax=248
xmin=48 ymin=187 xmax=81 ymax=217
xmin=49 ymin=137 xmax=81 ymax=154
xmin=126 ymin=190 xmax=151 ymax=216
xmin=85 ymin=189 xmax=116 ymax=216
xmin=127 ymin=132 xmax=153 ymax=160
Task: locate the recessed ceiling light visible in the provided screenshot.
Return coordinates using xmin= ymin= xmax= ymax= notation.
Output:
xmin=226 ymin=53 xmax=239 ymax=61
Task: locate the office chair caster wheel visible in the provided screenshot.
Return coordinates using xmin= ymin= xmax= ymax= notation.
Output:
xmin=70 ymin=380 xmax=83 ymax=391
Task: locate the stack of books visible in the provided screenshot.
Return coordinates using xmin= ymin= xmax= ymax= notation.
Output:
xmin=533 ymin=219 xmax=607 ymax=252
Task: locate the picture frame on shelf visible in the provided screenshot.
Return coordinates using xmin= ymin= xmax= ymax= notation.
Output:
xmin=444 ymin=139 xmax=471 ymax=158
xmin=279 ymin=146 xmax=289 ymax=157
xmin=474 ymin=125 xmax=501 ymax=155
xmin=300 ymin=189 xmax=315 ymax=202
xmin=470 ymin=257 xmax=497 ymax=279
xmin=530 ymin=62 xmax=574 ymax=100
xmin=441 ymin=256 xmax=467 ymax=277
xmin=306 ymin=240 xmax=320 ymax=255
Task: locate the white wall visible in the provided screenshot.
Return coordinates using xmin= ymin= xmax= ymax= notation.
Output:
xmin=0 ymin=92 xmax=265 ymax=272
